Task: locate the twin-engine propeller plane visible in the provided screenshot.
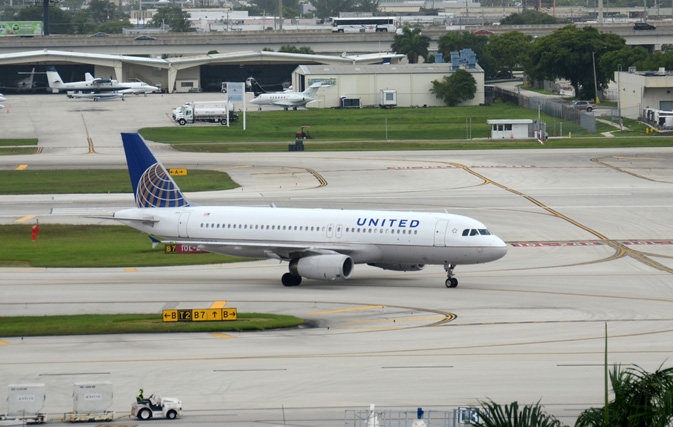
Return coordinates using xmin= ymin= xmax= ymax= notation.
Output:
xmin=46 ymin=66 xmax=130 ymax=101
xmin=112 ymin=133 xmax=507 ymax=287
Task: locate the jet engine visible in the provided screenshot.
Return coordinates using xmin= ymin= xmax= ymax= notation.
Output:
xmin=290 ymin=254 xmax=354 ymax=281
xmin=368 ymin=263 xmax=426 ymax=272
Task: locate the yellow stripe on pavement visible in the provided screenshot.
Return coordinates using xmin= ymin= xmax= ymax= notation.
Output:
xmin=308 ymin=305 xmax=384 ymax=315
xmin=15 ymin=215 xmax=35 ymax=223
xmin=16 ymin=164 xmax=28 ymax=170
xmin=211 ymin=332 xmax=234 ymax=339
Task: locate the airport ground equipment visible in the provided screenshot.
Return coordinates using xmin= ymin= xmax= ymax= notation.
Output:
xmin=288 ymin=139 xmax=304 ymax=151
xmin=63 ymin=382 xmax=114 ymax=422
xmin=2 ymin=384 xmax=47 ymax=424
xmin=172 ymin=101 xmax=238 ymax=125
xmin=131 ymin=394 xmax=183 ymax=420
xmin=295 ymin=125 xmax=313 ymax=139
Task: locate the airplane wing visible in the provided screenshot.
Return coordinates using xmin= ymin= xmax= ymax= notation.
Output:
xmin=270 ymin=98 xmax=303 ymax=107
xmin=159 ymin=238 xmax=357 ymax=260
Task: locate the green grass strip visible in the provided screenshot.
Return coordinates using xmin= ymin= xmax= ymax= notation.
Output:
xmin=0 ymin=313 xmax=304 ymax=337
xmin=169 ymin=136 xmax=673 ymax=153
xmin=0 ymin=224 xmax=247 ymax=268
xmin=0 ymin=169 xmax=238 ymax=195
xmin=139 ymin=104 xmax=599 ymax=143
xmin=0 ymin=139 xmax=37 ymax=147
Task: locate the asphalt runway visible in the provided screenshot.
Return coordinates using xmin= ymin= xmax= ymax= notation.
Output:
xmin=1 ymin=95 xmax=673 ymax=426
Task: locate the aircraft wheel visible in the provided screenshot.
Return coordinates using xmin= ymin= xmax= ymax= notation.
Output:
xmin=93 ymin=98 xmax=98 ymax=102
xmin=445 ymin=278 xmax=458 ymax=288
xmin=282 ymin=273 xmax=301 ymax=287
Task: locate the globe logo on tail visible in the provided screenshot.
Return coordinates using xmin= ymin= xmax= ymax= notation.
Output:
xmin=136 ymin=163 xmax=188 ymax=208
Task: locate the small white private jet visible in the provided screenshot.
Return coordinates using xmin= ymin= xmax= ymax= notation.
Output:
xmin=111 ymin=133 xmax=508 ymax=288
xmin=250 ymin=82 xmax=323 ymax=110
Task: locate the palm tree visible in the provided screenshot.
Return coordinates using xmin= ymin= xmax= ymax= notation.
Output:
xmin=474 ymin=400 xmax=564 ymax=427
xmin=390 ymin=26 xmax=430 ymax=64
xmin=575 ymin=364 xmax=673 ymax=427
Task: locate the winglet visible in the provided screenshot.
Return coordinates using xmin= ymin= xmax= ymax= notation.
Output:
xmin=121 ymin=133 xmax=190 ymax=208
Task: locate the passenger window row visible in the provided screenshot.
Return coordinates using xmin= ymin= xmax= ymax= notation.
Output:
xmin=198 ymin=223 xmax=419 ymax=235
xmin=201 ymin=223 xmax=322 ymax=231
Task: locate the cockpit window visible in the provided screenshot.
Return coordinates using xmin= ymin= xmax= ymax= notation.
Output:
xmin=479 ymin=229 xmax=491 ymax=235
xmin=462 ymin=229 xmax=469 ymax=236
xmin=470 ymin=229 xmax=479 ymax=236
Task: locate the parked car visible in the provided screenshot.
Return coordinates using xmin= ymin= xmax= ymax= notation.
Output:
xmin=134 ymin=35 xmax=157 ymax=40
xmin=89 ymin=32 xmax=108 ymax=37
xmin=570 ymin=100 xmax=597 ymax=112
xmin=633 ymin=22 xmax=656 ymax=30
xmin=473 ymin=29 xmax=494 ymax=35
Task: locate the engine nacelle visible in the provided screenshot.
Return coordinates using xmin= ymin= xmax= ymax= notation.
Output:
xmin=290 ymin=254 xmax=354 ymax=281
xmin=368 ymin=263 xmax=426 ymax=272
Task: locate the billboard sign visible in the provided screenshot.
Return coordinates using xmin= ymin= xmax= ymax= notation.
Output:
xmin=0 ymin=21 xmax=43 ymax=36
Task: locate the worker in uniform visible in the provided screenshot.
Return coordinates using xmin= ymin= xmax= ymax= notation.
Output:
xmin=137 ymin=388 xmax=144 ymax=403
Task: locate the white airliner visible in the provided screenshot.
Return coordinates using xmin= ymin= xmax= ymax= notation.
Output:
xmin=113 ymin=133 xmax=507 ymax=287
xmin=250 ymin=82 xmax=323 ymax=110
xmin=84 ymin=73 xmax=158 ymax=96
xmin=46 ymin=66 xmax=130 ymax=96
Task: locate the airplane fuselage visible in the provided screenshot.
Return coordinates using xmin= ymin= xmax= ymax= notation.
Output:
xmin=250 ymin=93 xmax=311 ymax=107
xmin=114 ymin=206 xmax=507 ymax=266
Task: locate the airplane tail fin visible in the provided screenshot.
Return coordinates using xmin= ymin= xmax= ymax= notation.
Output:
xmin=302 ymin=82 xmax=322 ymax=98
xmin=45 ymin=66 xmax=64 ymax=89
xmin=121 ymin=133 xmax=190 ymax=208
xmin=85 ymin=73 xmax=94 ymax=82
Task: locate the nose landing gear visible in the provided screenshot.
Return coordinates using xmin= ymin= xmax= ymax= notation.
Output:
xmin=444 ymin=263 xmax=458 ymax=288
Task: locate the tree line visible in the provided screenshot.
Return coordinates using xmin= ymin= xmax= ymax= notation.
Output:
xmin=392 ymin=21 xmax=671 ymax=100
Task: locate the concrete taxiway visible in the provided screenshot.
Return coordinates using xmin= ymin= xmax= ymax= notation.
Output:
xmin=1 ymin=95 xmax=673 ymax=426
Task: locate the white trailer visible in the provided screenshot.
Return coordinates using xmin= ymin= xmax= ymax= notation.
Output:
xmin=63 ymin=382 xmax=114 ymax=422
xmin=380 ymin=89 xmax=397 ymax=108
xmin=3 ymin=384 xmax=46 ymax=424
xmin=172 ymin=101 xmax=238 ymax=125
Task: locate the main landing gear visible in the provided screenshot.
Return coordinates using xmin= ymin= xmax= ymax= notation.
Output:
xmin=282 ymin=273 xmax=302 ymax=287
xmin=444 ymin=263 xmax=458 ymax=288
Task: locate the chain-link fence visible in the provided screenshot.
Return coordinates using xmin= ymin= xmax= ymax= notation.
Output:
xmin=493 ymin=86 xmax=596 ymax=135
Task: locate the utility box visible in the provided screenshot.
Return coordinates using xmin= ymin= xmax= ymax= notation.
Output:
xmin=340 ymin=97 xmax=361 ymax=108
xmin=288 ymin=140 xmax=305 ymax=151
xmin=6 ymin=384 xmax=46 ymax=423
xmin=380 ymin=89 xmax=397 ymax=108
xmin=64 ymin=382 xmax=114 ymax=421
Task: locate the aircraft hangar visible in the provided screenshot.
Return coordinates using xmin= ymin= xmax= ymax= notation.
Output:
xmin=0 ymin=49 xmax=404 ymax=94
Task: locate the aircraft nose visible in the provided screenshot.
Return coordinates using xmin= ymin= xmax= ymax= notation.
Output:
xmin=491 ymin=236 xmax=508 ymax=260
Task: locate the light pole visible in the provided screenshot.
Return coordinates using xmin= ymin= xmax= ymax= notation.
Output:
xmin=592 ymin=50 xmax=600 ymax=104
xmin=617 ymin=64 xmax=623 ymax=130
